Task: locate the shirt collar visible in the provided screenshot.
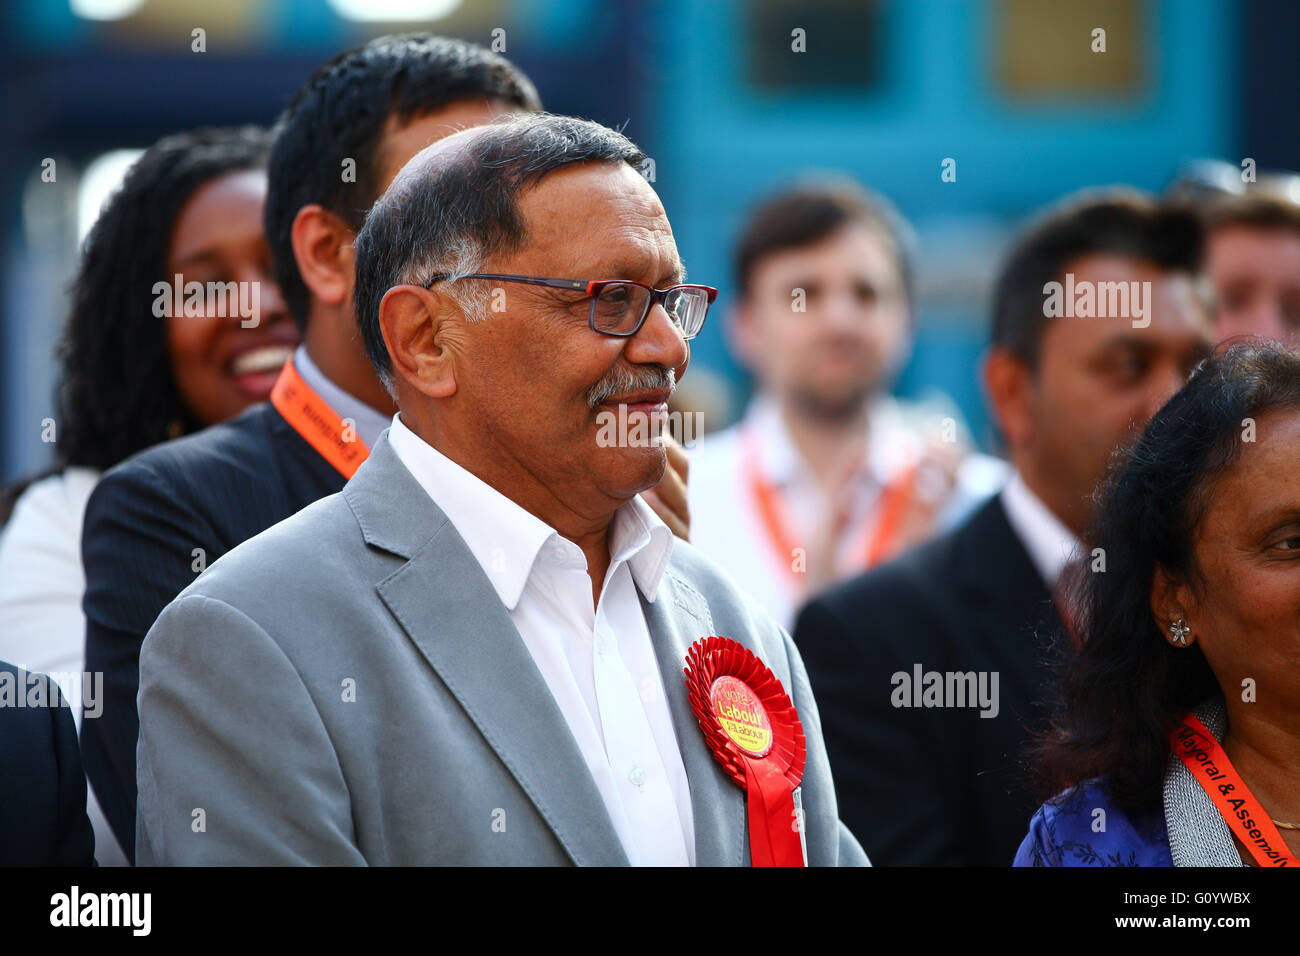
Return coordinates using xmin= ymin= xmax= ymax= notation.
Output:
xmin=999 ymin=470 xmax=1083 ymax=589
xmin=292 ymin=345 xmax=391 ymax=450
xmin=386 ymin=413 xmax=674 ymax=610
xmin=864 ymin=396 xmax=928 ymax=485
xmin=609 ymin=492 xmax=675 ymax=602
xmin=743 ymin=393 xmax=803 ymax=485
xmin=741 ymin=391 xmax=916 ymax=491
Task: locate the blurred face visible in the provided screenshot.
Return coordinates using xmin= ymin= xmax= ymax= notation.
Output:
xmin=451 ymin=162 xmax=690 ymax=510
xmin=289 ymin=98 xmax=519 ymax=416
xmin=1018 ymin=254 xmax=1212 ymax=532
xmin=1207 ymin=225 xmax=1300 ymax=346
xmin=374 ymin=98 xmax=516 ymax=194
xmin=165 ymin=168 xmax=296 ymax=425
xmin=332 ymin=98 xmax=518 ymax=325
xmin=1176 ymin=407 xmax=1300 ymax=704
xmin=738 ymin=224 xmax=909 ymax=421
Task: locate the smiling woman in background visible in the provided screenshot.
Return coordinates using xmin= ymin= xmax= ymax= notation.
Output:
xmin=0 ymin=125 xmax=298 ymax=864
xmin=1017 ymin=341 xmax=1300 ymax=866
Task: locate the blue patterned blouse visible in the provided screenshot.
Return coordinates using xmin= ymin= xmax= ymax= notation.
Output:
xmin=1014 ymin=778 xmax=1172 ymax=866
xmin=1015 ymin=698 xmax=1247 ymax=867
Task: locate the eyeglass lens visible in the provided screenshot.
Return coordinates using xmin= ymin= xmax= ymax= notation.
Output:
xmin=592 ymin=282 xmax=708 ymax=337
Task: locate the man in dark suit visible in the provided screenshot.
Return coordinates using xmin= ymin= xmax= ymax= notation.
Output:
xmin=77 ymin=36 xmax=546 ymax=859
xmin=795 ymin=192 xmax=1215 ymax=865
xmin=0 ymin=662 xmax=95 ymax=865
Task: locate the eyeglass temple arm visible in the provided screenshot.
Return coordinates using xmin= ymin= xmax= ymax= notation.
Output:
xmin=421 ymin=273 xmax=588 ymax=292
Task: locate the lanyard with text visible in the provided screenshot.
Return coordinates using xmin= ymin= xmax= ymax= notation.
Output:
xmin=741 ymin=427 xmax=917 ymax=588
xmin=1171 ymin=713 xmax=1298 ymax=867
xmin=269 ymin=359 xmax=370 ymax=479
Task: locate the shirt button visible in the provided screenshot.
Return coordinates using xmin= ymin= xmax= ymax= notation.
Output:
xmin=628 ymin=765 xmax=646 ymax=789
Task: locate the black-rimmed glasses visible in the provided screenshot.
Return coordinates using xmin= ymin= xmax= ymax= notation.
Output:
xmin=422 ymin=272 xmax=718 ymax=339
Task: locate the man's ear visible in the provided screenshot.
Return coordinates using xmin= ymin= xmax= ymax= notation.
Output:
xmin=290 ymin=204 xmax=355 ymax=308
xmin=983 ymin=347 xmax=1034 ymax=449
xmin=379 ymin=285 xmax=462 ymax=400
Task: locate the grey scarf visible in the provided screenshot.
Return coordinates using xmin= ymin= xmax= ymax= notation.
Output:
xmin=1162 ymin=696 xmax=1247 ymax=867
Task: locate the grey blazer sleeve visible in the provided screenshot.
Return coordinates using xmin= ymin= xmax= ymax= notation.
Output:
xmin=135 ymin=594 xmax=365 ymax=865
xmin=779 ymin=629 xmax=870 ymax=867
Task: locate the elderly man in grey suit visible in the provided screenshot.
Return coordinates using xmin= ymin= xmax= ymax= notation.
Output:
xmin=135 ymin=112 xmax=868 ymax=866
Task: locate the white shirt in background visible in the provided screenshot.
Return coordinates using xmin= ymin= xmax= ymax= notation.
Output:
xmin=688 ymin=393 xmax=1008 ymax=630
xmin=0 ymin=467 xmax=99 ymax=681
xmin=387 ymin=414 xmax=695 ymax=866
xmin=998 ymin=469 xmax=1083 ymax=591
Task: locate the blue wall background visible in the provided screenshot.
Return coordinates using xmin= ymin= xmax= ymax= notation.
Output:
xmin=638 ymin=0 xmax=1238 ymax=444
xmin=2 ymin=0 xmax=1284 ymax=479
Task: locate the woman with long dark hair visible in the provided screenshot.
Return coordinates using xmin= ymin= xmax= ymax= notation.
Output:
xmin=0 ymin=125 xmax=298 ymax=862
xmin=1017 ymin=341 xmax=1300 ymax=866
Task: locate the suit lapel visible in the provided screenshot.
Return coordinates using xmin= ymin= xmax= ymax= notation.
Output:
xmin=954 ymin=493 xmax=1067 ymax=738
xmin=955 ymin=496 xmax=1065 ymax=652
xmin=347 ymin=438 xmax=629 ymax=866
xmin=641 ymin=570 xmax=748 ymax=866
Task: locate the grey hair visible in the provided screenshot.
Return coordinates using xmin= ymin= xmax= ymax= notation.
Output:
xmin=399 ymin=234 xmax=489 ymax=320
xmin=353 ymin=112 xmax=648 ymax=391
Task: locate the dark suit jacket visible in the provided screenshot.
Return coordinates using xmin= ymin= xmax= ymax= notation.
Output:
xmin=793 ymin=493 xmax=1067 ymax=866
xmin=0 ymin=662 xmax=95 ymax=865
xmin=80 ymin=402 xmax=345 ymax=859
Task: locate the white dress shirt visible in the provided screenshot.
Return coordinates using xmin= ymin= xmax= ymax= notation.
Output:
xmin=999 ymin=469 xmax=1083 ymax=590
xmin=688 ymin=393 xmax=1009 ymax=629
xmin=387 ymin=414 xmax=695 ymax=866
xmin=293 ymin=345 xmax=391 ymax=450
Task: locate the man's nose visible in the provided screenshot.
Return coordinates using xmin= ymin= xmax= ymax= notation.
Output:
xmin=624 ymin=301 xmax=689 ymax=371
xmin=819 ymin=289 xmax=865 ymax=331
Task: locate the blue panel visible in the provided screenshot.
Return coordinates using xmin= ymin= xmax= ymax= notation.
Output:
xmin=644 ymin=0 xmax=1238 ymax=449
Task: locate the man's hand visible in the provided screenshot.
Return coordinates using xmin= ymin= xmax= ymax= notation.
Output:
xmin=895 ymin=434 xmax=963 ymax=552
xmin=643 ymin=432 xmax=690 ymax=541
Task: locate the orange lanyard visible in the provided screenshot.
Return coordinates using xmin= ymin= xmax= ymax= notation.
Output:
xmin=269 ymin=358 xmax=370 ymax=479
xmin=741 ymin=427 xmax=917 ymax=588
xmin=1171 ymin=714 xmax=1299 ymax=867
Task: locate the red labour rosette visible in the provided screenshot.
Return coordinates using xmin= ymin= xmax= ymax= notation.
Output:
xmin=684 ymin=636 xmax=807 ymax=866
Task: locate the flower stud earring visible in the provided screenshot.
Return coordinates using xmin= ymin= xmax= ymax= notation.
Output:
xmin=1169 ymin=618 xmax=1191 ymax=646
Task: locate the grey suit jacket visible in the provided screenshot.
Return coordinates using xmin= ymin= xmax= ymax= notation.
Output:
xmin=135 ymin=432 xmax=868 ymax=866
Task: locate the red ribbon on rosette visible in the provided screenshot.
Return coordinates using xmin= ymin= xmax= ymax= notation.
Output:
xmin=684 ymin=636 xmax=807 ymax=866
